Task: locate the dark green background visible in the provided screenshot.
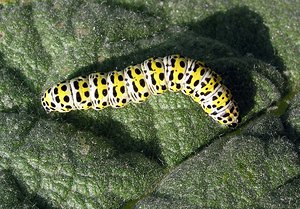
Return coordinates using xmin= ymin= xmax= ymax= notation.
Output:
xmin=0 ymin=0 xmax=299 ymax=208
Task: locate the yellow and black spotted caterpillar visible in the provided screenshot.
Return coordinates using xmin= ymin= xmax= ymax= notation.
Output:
xmin=41 ymin=55 xmax=239 ymax=127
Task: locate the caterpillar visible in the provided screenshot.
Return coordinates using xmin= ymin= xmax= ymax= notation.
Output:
xmin=41 ymin=55 xmax=239 ymax=127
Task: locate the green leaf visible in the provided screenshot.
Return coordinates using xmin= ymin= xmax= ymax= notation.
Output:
xmin=135 ymin=115 xmax=299 ymax=208
xmin=0 ymin=169 xmax=38 ymax=209
xmin=0 ymin=112 xmax=163 ymax=208
xmin=0 ymin=0 xmax=299 ymax=208
xmin=284 ymin=93 xmax=300 ymax=143
xmin=259 ymin=177 xmax=300 ymax=209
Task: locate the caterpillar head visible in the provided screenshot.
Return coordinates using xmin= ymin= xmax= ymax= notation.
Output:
xmin=41 ymin=81 xmax=74 ymax=113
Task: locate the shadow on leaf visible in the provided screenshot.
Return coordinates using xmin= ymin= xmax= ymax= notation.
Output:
xmin=62 ymin=6 xmax=287 ymax=165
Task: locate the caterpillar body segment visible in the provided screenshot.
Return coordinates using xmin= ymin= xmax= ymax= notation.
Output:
xmin=41 ymin=55 xmax=239 ymax=127
xmin=124 ymin=64 xmax=150 ymax=103
xmin=163 ymin=54 xmax=187 ymax=92
xmin=181 ymin=59 xmax=207 ymax=96
xmin=107 ymin=71 xmax=128 ymax=108
xmin=88 ymin=72 xmax=109 ymax=110
xmin=69 ymin=76 xmax=93 ymax=110
xmin=141 ymin=57 xmax=167 ymax=95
